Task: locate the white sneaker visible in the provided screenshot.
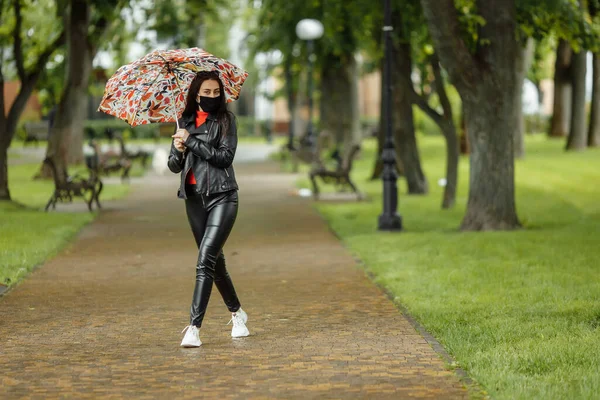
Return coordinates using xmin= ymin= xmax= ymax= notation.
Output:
xmin=180 ymin=325 xmax=202 ymax=347
xmin=228 ymin=309 xmax=250 ymax=338
xmin=236 ymin=308 xmax=248 ymax=324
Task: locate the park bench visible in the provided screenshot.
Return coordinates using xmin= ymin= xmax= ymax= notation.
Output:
xmin=44 ymin=157 xmax=103 ymax=212
xmin=116 ymin=136 xmax=151 ymax=168
xmin=23 ymin=122 xmax=49 ymax=147
xmin=309 ymin=144 xmax=363 ymax=200
xmin=284 ymin=130 xmax=337 ymax=173
xmin=88 ymin=140 xmax=132 ymax=183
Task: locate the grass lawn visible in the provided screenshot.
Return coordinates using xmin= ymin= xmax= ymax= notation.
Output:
xmin=301 ymin=134 xmax=600 ymax=400
xmin=0 ymin=163 xmax=133 ymax=289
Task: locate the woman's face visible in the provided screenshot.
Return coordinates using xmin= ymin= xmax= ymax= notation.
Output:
xmin=196 ymin=79 xmax=220 ymax=102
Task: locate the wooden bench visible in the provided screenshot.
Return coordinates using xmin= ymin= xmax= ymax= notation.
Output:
xmin=44 ymin=157 xmax=103 ymax=212
xmin=309 ymin=144 xmax=363 ymax=200
xmin=23 ymin=122 xmax=49 ymax=147
xmin=88 ymin=140 xmax=132 ymax=183
xmin=116 ymin=136 xmax=151 ymax=168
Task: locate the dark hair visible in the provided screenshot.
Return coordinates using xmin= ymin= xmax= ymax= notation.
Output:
xmin=182 ymin=70 xmax=235 ymax=137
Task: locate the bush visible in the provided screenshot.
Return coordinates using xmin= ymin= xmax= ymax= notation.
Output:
xmin=524 ymin=113 xmax=550 ymax=134
xmin=236 ymin=116 xmax=256 ymax=137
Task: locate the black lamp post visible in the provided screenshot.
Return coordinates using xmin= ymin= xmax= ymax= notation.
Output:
xmin=296 ymin=19 xmax=324 ymax=160
xmin=378 ymin=0 xmax=402 ymax=231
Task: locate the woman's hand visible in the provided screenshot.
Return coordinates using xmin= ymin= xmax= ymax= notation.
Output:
xmin=173 ymin=138 xmax=186 ymax=153
xmin=172 ymin=128 xmax=190 ymax=143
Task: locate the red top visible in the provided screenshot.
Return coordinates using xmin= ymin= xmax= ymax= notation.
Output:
xmin=185 ymin=111 xmax=210 ymax=185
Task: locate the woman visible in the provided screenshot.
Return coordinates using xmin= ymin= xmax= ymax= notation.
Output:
xmin=169 ymin=70 xmax=249 ymax=347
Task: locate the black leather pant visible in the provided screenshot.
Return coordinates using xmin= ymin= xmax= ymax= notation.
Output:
xmin=184 ymin=186 xmax=241 ymax=327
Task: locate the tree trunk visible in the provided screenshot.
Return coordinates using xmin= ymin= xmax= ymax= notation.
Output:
xmin=0 ymin=131 xmax=9 ymax=201
xmin=393 ymin=39 xmax=428 ymax=194
xmin=461 ymin=85 xmax=520 ymax=230
xmin=370 ymin=63 xmax=385 ymax=180
xmin=421 ymin=0 xmax=521 ymax=230
xmin=566 ymin=49 xmax=588 ymax=151
xmin=40 ymin=0 xmax=92 ymax=179
xmin=0 ymin=14 xmax=64 ymax=199
xmin=407 ymin=54 xmax=459 ymax=208
xmin=514 ymin=38 xmax=534 ymax=158
xmin=589 ymin=53 xmax=600 ymax=147
xmin=549 ymin=40 xmax=572 ymax=138
xmin=459 ymin=110 xmax=469 ymax=154
xmin=431 ymin=56 xmax=459 ymax=209
xmin=349 ymin=54 xmax=362 ymax=153
xmin=320 ymin=53 xmax=361 ymax=164
xmin=0 ymin=79 xmax=45 ymax=200
xmin=441 ymin=119 xmax=459 ymax=209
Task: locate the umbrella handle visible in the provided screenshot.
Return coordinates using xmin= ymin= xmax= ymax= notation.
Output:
xmin=170 ymin=66 xmax=182 ymax=131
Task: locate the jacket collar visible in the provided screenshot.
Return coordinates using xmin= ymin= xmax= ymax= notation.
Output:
xmin=181 ymin=112 xmax=218 ymax=134
xmin=181 ymin=112 xmax=217 ymax=124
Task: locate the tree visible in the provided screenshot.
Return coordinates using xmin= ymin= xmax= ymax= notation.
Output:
xmin=39 ymin=0 xmax=125 ymax=183
xmin=565 ymin=0 xmax=591 ymax=151
xmin=527 ymin=37 xmax=555 ymax=110
xmin=420 ymin=0 xmax=521 ymax=230
xmin=549 ymin=39 xmax=572 ymax=138
xmin=590 ymin=52 xmax=600 ymax=146
xmin=366 ymin=1 xmax=429 ymax=195
xmin=407 ymin=54 xmax=459 ymax=209
xmin=391 ymin=19 xmax=428 ymax=195
xmin=250 ymin=0 xmax=374 ymax=166
xmin=514 ymin=37 xmax=535 ymax=158
xmin=0 ymin=0 xmax=65 ymax=201
xmin=588 ymin=0 xmax=600 ymax=146
xmin=565 ymin=45 xmax=588 ymax=150
xmin=146 ymin=0 xmax=233 ymax=56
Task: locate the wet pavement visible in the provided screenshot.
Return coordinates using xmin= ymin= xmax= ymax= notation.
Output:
xmin=0 ymin=156 xmax=468 ymax=399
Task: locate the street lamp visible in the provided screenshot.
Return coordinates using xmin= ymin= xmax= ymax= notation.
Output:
xmin=295 ymin=18 xmax=324 ymax=155
xmin=378 ymin=0 xmax=402 ymax=231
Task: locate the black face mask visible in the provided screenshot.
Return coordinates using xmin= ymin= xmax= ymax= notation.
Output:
xmin=199 ymin=96 xmax=221 ymax=113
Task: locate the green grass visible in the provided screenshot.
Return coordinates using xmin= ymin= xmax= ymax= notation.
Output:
xmin=305 ymin=135 xmax=600 ymax=400
xmin=0 ymin=163 xmax=133 ymax=289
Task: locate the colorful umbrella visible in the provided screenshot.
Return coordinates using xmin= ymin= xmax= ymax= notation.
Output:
xmin=97 ymin=48 xmax=249 ymax=128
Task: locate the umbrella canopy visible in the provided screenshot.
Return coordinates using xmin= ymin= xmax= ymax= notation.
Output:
xmin=98 ymin=48 xmax=249 ymax=127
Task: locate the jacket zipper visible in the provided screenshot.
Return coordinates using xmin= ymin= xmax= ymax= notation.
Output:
xmin=225 ymin=168 xmax=229 ymax=177
xmin=206 ymin=120 xmax=214 ymax=196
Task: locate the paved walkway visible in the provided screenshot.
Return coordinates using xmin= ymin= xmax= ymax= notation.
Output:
xmin=0 ymin=158 xmax=468 ymax=399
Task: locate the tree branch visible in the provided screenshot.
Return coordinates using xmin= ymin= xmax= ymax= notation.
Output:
xmin=420 ymin=0 xmax=480 ymax=90
xmin=12 ymin=0 xmax=26 ymax=80
xmin=399 ymin=68 xmax=444 ymax=127
xmin=26 ymin=30 xmax=66 ymax=81
xmin=430 ymin=53 xmax=454 ymax=122
xmin=6 ymin=30 xmax=65 ymax=137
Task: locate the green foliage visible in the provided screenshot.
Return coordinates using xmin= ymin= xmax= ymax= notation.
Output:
xmin=527 ymin=36 xmax=556 ymax=87
xmin=249 ymin=0 xmax=375 ymax=69
xmin=517 ymin=0 xmax=599 ymax=52
xmin=144 ymin=0 xmax=234 ymax=58
xmin=0 ymin=0 xmax=62 ymax=81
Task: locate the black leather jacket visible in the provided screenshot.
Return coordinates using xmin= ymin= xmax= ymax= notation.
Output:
xmin=167 ymin=113 xmax=239 ymax=199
